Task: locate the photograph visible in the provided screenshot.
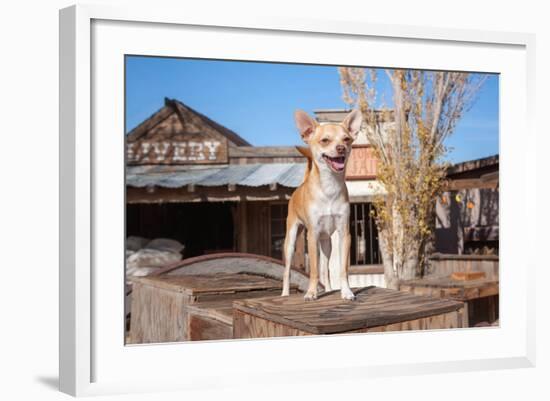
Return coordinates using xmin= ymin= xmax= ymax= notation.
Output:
xmin=123 ymin=56 xmax=499 ymax=344
xmin=2 ymin=0 xmax=544 ymax=398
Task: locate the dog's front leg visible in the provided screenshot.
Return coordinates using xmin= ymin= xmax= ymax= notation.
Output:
xmin=304 ymin=230 xmax=319 ymax=301
xmin=282 ymin=219 xmax=300 ymax=296
xmin=338 ymin=228 xmax=356 ymax=300
xmin=319 ymin=237 xmax=333 ymax=292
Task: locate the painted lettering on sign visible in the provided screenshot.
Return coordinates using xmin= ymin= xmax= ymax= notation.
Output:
xmin=126 ymin=140 xmax=225 ymax=164
xmin=346 ymin=146 xmax=378 ymax=179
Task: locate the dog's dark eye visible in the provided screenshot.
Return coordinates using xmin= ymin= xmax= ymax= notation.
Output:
xmin=343 ymin=137 xmax=352 ymax=143
xmin=321 ymin=138 xmax=330 ymax=145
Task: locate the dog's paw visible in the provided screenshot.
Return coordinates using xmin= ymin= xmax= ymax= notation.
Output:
xmin=341 ymin=288 xmax=356 ymax=301
xmin=281 ymin=289 xmax=290 ymax=297
xmin=304 ymin=290 xmax=318 ymax=301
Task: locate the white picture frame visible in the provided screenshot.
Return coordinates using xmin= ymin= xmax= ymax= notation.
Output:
xmin=59 ymin=4 xmax=536 ymax=397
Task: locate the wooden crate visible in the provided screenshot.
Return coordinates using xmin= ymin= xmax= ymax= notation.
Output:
xmin=233 ymin=286 xmax=466 ymax=338
xmin=399 ymin=276 xmax=499 ymax=326
xmin=128 ymin=273 xmax=298 ymax=344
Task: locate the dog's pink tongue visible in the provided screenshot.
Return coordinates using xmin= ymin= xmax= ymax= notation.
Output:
xmin=331 ymin=158 xmax=345 ymax=171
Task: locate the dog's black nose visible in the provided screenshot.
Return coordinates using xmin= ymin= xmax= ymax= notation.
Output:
xmin=336 ymin=145 xmax=345 ymax=154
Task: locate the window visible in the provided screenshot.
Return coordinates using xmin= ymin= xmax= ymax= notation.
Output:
xmin=270 ymin=202 xmax=381 ymax=266
xmin=270 ymin=204 xmax=287 ymax=261
xmin=350 ymin=203 xmax=381 ymax=265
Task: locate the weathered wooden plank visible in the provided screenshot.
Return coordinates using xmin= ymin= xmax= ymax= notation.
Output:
xmin=131 ymin=273 xmax=292 ymax=295
xmin=193 ymin=288 xmax=297 ymax=303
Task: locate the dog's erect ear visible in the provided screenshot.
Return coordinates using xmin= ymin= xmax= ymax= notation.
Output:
xmin=294 ymin=110 xmax=318 ymax=143
xmin=342 ymin=109 xmax=362 ymax=140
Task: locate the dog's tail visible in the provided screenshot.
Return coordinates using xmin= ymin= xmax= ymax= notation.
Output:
xmin=295 ymin=146 xmax=313 ymax=181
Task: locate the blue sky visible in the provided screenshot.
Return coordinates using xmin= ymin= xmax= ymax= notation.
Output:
xmin=126 ymin=56 xmax=499 ymax=164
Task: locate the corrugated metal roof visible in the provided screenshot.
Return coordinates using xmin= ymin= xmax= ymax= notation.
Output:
xmin=127 ymin=163 xmax=307 ymax=189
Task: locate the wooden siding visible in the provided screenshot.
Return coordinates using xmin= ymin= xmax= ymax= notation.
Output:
xmin=427 ymin=253 xmax=499 ymax=280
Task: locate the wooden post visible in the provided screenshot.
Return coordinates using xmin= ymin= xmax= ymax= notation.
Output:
xmin=462 ymin=302 xmax=470 ymax=327
xmin=467 ymin=301 xmax=474 ymax=326
xmin=238 ymin=201 xmax=248 ymax=253
xmin=487 ymin=295 xmax=496 ymax=323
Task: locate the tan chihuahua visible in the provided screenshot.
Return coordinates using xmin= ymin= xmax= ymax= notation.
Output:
xmin=282 ymin=109 xmax=362 ymax=301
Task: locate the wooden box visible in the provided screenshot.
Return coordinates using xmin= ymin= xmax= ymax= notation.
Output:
xmin=233 ymin=286 xmax=466 ymax=338
xmin=399 ymin=276 xmax=499 ymax=326
xmin=129 ymin=273 xmax=298 ymax=343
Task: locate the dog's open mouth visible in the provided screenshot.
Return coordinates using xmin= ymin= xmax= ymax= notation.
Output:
xmin=322 ymin=154 xmax=346 ymax=172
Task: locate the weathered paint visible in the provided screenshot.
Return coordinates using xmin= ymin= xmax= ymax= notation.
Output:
xmin=127 ymin=140 xmax=223 ymax=164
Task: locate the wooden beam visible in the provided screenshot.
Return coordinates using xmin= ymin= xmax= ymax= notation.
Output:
xmin=349 ymin=264 xmax=384 ymax=275
xmin=126 ymin=185 xmax=294 ymax=204
xmin=238 ymin=201 xmax=248 ymax=253
xmin=245 ymin=195 xmax=284 ymax=201
xmin=446 ymin=178 xmax=498 ymax=191
xmin=480 ymin=171 xmax=499 ymax=182
xmin=429 ymin=252 xmax=499 ymax=261
xmin=228 ymin=146 xmax=304 ymax=158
